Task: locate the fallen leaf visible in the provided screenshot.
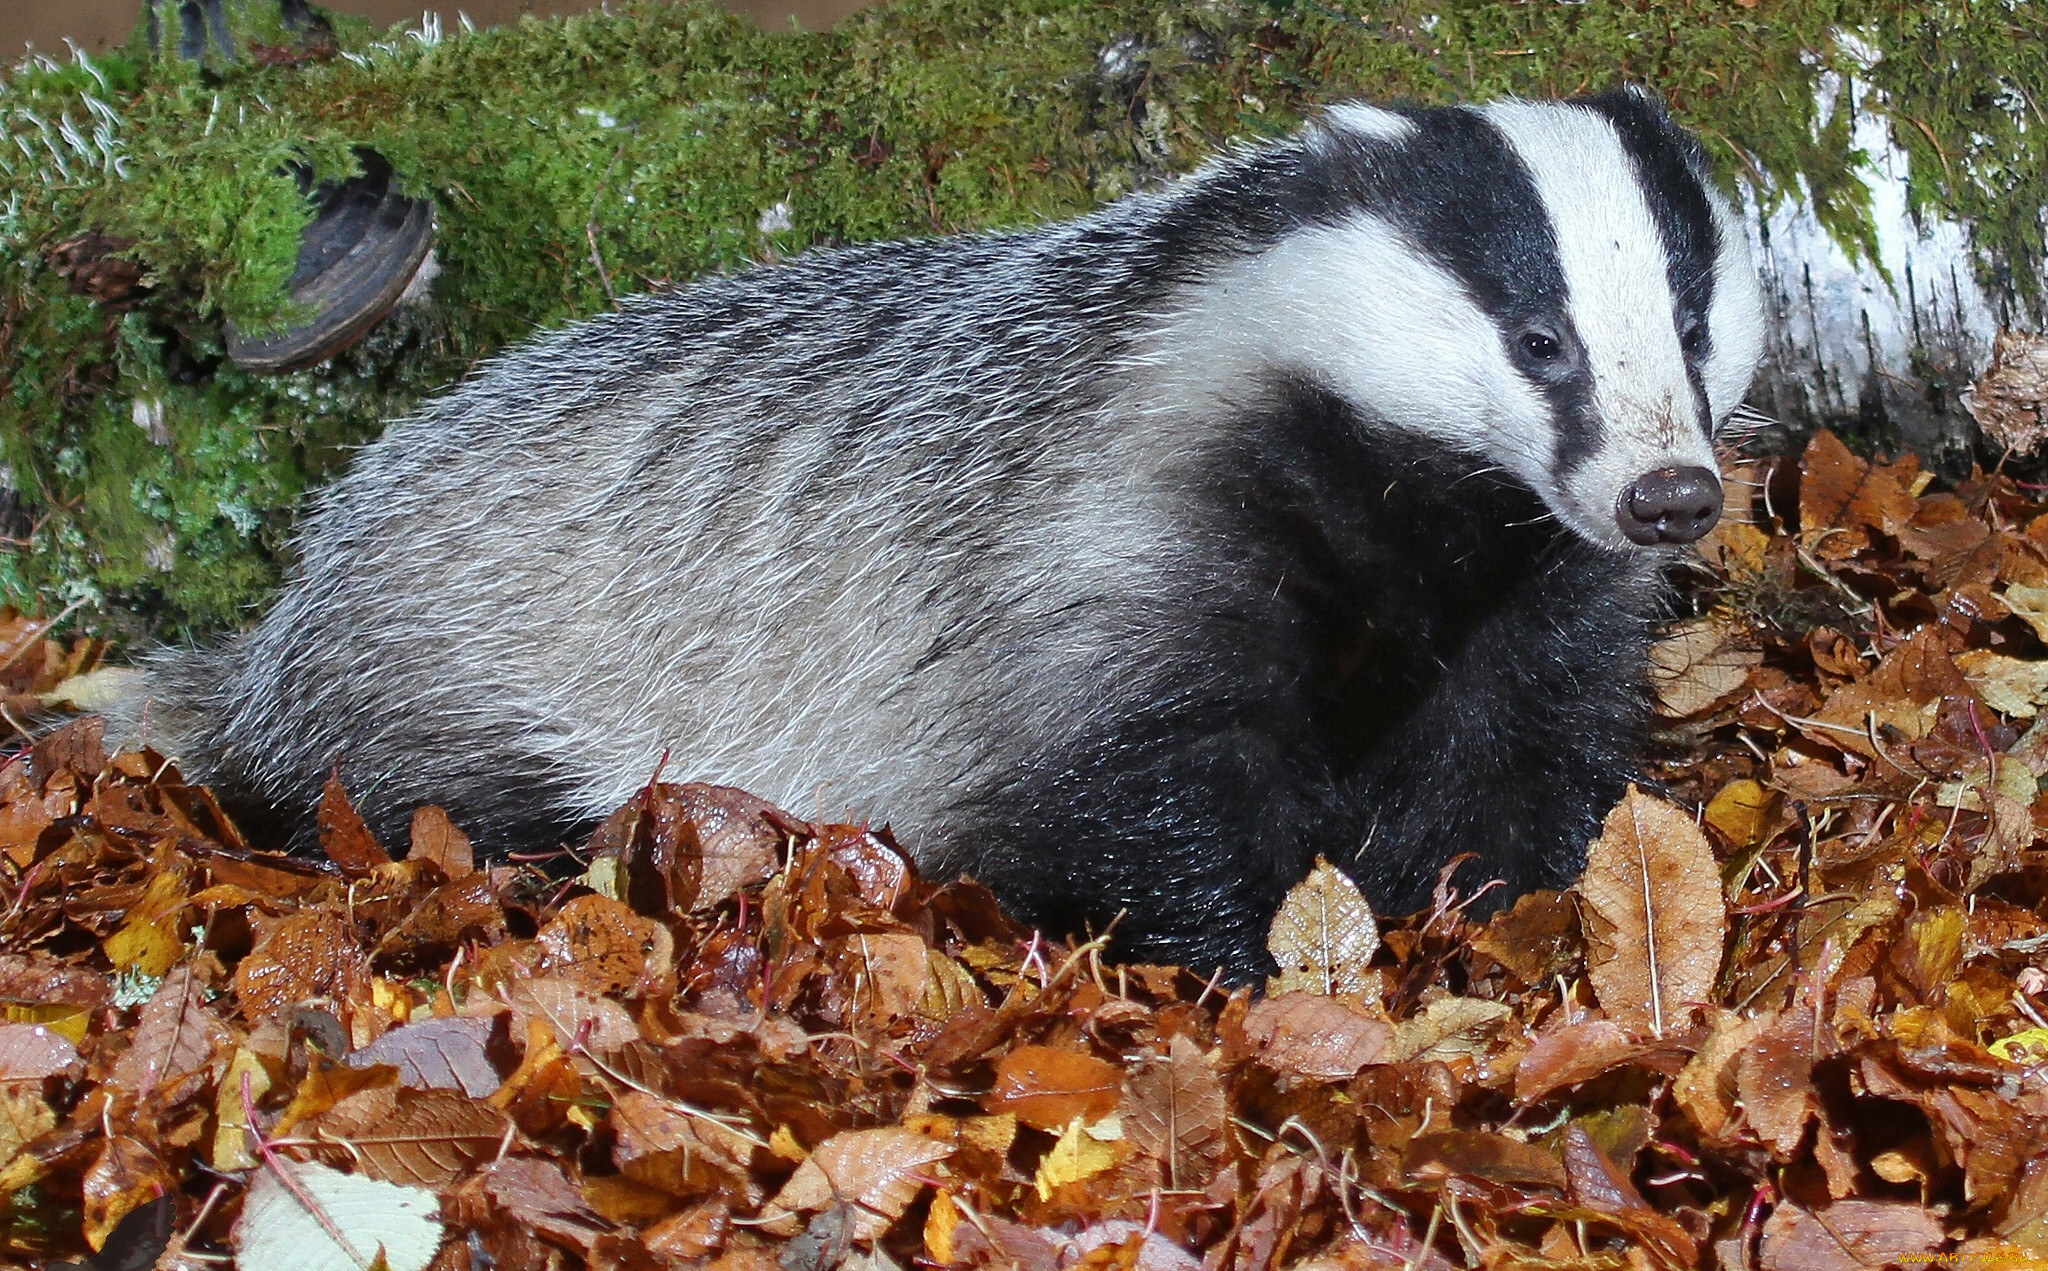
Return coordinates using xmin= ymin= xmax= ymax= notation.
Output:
xmin=107 ymin=966 xmax=230 ymax=1094
xmin=764 ymin=1125 xmax=953 ymax=1240
xmin=985 ymin=1045 xmax=1123 ymax=1131
xmin=235 ymin=913 xmax=371 ymax=1026
xmin=1649 ymin=613 xmax=1762 ymax=716
xmin=407 ymin=806 xmax=475 ymax=877
xmin=309 ymin=1086 xmax=513 ymax=1188
xmin=1967 ymin=329 xmax=2048 ymax=456
xmin=1124 ymin=1034 xmax=1228 ymax=1191
xmin=1735 ymin=1009 xmax=1816 ymax=1160
xmin=1390 ymin=996 xmax=1510 ymax=1065
xmin=610 ymin=1089 xmax=764 ymax=1204
xmin=344 ymin=1015 xmax=504 ymax=1097
xmin=0 ymin=1023 xmax=79 ymax=1081
xmin=1757 ymin=1199 xmax=1945 ymax=1271
xmin=317 ymin=769 xmax=391 ymax=873
xmin=235 ymin=1159 xmax=443 ymax=1271
xmin=1240 ymin=993 xmax=1393 ymax=1078
xmin=1033 ymin=1116 xmax=1121 ymax=1199
xmin=1266 ymin=858 xmax=1379 ymax=998
xmin=1578 ymin=787 xmax=1726 ymax=1036
xmin=534 ymin=893 xmax=672 ymax=997
xmin=81 ymin=1137 xmax=172 ymax=1253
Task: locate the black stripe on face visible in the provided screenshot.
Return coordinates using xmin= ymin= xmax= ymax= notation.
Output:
xmin=1144 ymin=105 xmax=1605 ymax=477
xmin=1582 ymin=87 xmax=1721 ymax=438
xmin=1369 ymin=109 xmax=1601 ymax=473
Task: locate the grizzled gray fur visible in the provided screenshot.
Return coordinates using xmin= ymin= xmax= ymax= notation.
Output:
xmin=99 ymin=88 xmax=1764 ymax=978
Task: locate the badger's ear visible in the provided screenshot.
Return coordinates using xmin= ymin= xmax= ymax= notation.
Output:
xmin=1590 ymin=82 xmax=1671 ymax=118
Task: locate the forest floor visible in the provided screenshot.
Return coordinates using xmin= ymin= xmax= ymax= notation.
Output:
xmin=1 ymin=430 xmax=2047 ymax=1271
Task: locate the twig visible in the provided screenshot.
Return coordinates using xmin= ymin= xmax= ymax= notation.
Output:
xmin=586 ymin=140 xmax=627 ymax=310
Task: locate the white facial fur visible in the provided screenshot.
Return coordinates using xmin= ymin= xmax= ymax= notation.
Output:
xmin=1130 ymin=215 xmax=1556 ymax=486
xmin=1481 ymin=98 xmax=1751 ymax=547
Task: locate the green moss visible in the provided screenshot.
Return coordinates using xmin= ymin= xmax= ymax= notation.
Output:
xmin=0 ymin=0 xmax=2041 ymax=640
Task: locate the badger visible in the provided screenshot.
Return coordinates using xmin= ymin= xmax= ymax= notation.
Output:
xmin=95 ymin=87 xmax=1764 ymax=978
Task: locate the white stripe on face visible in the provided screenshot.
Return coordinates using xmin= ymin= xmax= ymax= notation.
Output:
xmin=1480 ymin=99 xmax=1720 ymax=547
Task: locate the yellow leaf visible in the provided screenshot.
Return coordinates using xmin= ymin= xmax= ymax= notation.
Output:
xmin=104 ymin=868 xmax=189 ymax=977
xmin=1034 ymin=1116 xmax=1119 ymax=1200
xmin=0 ymin=1086 xmax=55 ymax=1177
xmin=1956 ymin=649 xmax=2048 ymax=719
xmin=1266 ymin=857 xmax=1380 ymax=999
xmin=769 ymin=1124 xmax=807 ymax=1163
xmin=0 ymin=1002 xmax=90 ymax=1044
xmin=211 ymin=1048 xmax=273 ymax=1171
xmin=1704 ymin=778 xmax=1777 ymax=848
xmin=1989 ymin=1027 xmax=2048 ymax=1064
xmin=925 ymin=1188 xmax=961 ymax=1264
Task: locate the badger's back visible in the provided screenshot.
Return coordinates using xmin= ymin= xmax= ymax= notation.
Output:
xmin=136 ymin=215 xmax=1214 ymax=848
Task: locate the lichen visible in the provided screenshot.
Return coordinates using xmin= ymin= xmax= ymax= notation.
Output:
xmin=0 ymin=0 xmax=2041 ymax=640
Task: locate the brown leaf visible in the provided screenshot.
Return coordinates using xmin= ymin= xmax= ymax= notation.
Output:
xmin=1240 ymin=994 xmax=1393 ymax=1079
xmin=407 ymin=805 xmax=475 ymax=877
xmin=836 ymin=931 xmax=934 ymax=1026
xmin=1403 ymin=1130 xmax=1566 ymax=1191
xmin=1673 ymin=1010 xmax=1765 ymax=1142
xmin=108 ymin=965 xmax=230 ymax=1094
xmin=1389 ymin=996 xmax=1510 ymax=1065
xmin=234 ymin=912 xmax=370 ymax=1025
xmin=477 ymin=1155 xmax=613 ymax=1253
xmin=503 ymin=976 xmax=639 ymax=1056
xmin=0 ymin=1023 xmax=79 ymax=1082
xmin=1515 ymin=1017 xmax=1685 ymax=1104
xmin=317 ymin=768 xmax=390 ymax=873
xmin=764 ymin=1125 xmax=953 ymax=1241
xmin=592 ymin=783 xmax=786 ymax=916
xmin=1266 ymin=858 xmax=1379 ymax=998
xmin=1734 ymin=1008 xmax=1816 ymax=1160
xmin=1578 ymin=787 xmax=1726 ymax=1036
xmin=1967 ymin=329 xmax=2048 ymax=456
xmin=1758 ymin=1199 xmax=1945 ymax=1271
xmin=610 ymin=1089 xmax=764 ymax=1204
xmin=1649 ymin=613 xmax=1762 ymax=717
xmin=344 ymin=1015 xmax=505 ymax=1097
xmin=310 ymin=1085 xmax=513 ymax=1188
xmin=1469 ymin=889 xmax=1581 ymax=985
xmin=985 ymin=1045 xmax=1123 ymax=1131
xmin=1124 ymin=1034 xmax=1229 ymax=1191
xmin=80 ymin=1136 xmax=171 ymax=1253
xmin=535 ymin=894 xmax=673 ymax=997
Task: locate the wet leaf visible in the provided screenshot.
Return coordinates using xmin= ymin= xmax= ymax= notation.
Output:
xmin=764 ymin=1125 xmax=952 ymax=1241
xmin=309 ymin=1085 xmax=513 ymax=1188
xmin=317 ymin=769 xmax=391 ymax=873
xmin=1265 ymin=858 xmax=1379 ymax=998
xmin=985 ymin=1045 xmax=1122 ymax=1131
xmin=345 ymin=1015 xmax=504 ymax=1097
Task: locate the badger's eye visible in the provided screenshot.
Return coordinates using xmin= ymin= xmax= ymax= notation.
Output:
xmin=1679 ymin=320 xmax=1707 ymax=356
xmin=1519 ymin=331 xmax=1561 ymax=362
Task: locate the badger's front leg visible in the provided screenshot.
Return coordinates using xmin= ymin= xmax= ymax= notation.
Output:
xmin=944 ymin=696 xmax=1361 ymax=982
xmin=1340 ymin=540 xmax=1666 ymax=917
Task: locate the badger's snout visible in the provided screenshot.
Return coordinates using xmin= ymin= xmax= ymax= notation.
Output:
xmin=1616 ymin=466 xmax=1722 ymax=545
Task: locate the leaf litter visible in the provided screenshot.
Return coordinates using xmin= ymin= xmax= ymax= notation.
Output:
xmin=2 ymin=430 xmax=2048 ymax=1266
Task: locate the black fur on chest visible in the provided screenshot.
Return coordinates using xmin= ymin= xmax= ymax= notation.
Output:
xmin=951 ymin=378 xmax=1665 ymax=978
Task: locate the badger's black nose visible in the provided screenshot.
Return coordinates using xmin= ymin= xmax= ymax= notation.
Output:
xmin=1617 ymin=466 xmax=1722 ymax=545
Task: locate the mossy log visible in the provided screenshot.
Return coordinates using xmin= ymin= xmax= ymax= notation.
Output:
xmin=0 ymin=0 xmax=2042 ymax=640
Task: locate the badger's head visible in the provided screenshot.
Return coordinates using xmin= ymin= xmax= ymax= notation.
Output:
xmin=1206 ymin=88 xmax=1765 ymax=550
